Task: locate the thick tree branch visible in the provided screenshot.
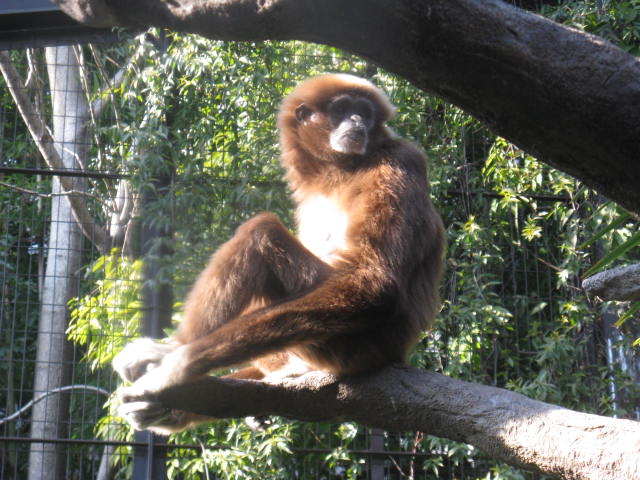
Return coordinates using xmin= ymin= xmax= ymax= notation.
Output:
xmin=53 ymin=0 xmax=640 ymax=215
xmin=0 ymin=51 xmax=111 ymax=254
xmin=144 ymin=365 xmax=640 ymax=480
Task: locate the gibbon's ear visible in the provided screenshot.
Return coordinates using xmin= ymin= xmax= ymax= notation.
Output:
xmin=295 ymin=104 xmax=313 ymax=124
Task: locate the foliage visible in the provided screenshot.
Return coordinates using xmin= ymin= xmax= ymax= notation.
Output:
xmin=68 ymin=250 xmax=144 ymax=370
xmin=165 ymin=421 xmax=298 ymax=480
xmin=543 ymin=0 xmax=640 ymax=54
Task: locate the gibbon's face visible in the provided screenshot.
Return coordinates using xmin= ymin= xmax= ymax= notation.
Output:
xmin=279 ymin=74 xmax=396 ymax=163
xmin=326 ymin=94 xmax=375 ymax=155
xmin=295 ymin=94 xmax=377 ymax=157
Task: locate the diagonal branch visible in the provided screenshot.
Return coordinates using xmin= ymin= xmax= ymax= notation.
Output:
xmin=147 ymin=365 xmax=640 ymax=480
xmin=0 ymin=50 xmax=111 ymax=254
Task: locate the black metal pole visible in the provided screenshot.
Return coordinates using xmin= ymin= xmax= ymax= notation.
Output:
xmin=369 ymin=428 xmax=385 ymax=480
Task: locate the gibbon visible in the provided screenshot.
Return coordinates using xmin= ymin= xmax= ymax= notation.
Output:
xmin=114 ymin=74 xmax=445 ymax=434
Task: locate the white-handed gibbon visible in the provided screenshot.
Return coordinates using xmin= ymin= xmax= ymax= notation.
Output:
xmin=113 ymin=74 xmax=445 ymax=434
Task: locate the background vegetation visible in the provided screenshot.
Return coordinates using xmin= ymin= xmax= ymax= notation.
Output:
xmin=1 ymin=0 xmax=639 ymax=478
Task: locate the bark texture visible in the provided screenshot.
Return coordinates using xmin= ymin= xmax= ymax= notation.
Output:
xmin=148 ymin=366 xmax=640 ymax=480
xmin=52 ymin=0 xmax=640 ymax=215
xmin=583 ymin=263 xmax=640 ymax=302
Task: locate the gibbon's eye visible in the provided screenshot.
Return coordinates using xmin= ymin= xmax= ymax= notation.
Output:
xmin=330 ymin=97 xmax=352 ymax=117
xmin=295 ymin=104 xmax=314 ymax=123
xmin=328 ymin=96 xmax=353 ymax=125
xmin=329 ymin=96 xmax=375 ymax=129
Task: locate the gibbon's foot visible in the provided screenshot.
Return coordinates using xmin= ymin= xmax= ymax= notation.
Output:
xmin=117 ymin=354 xmax=192 ymax=434
xmin=117 ymin=393 xmax=193 ymax=435
xmin=245 ymin=415 xmax=273 ymax=432
xmin=118 ymin=393 xmax=172 ymax=432
xmin=112 ymin=337 xmax=174 ymax=383
xmin=117 ymin=344 xmax=190 ymax=396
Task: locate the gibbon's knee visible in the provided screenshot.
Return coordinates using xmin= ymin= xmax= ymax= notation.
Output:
xmin=225 ymin=212 xmax=296 ymax=264
xmin=234 ymin=212 xmax=283 ymax=242
xmin=232 ymin=211 xmax=329 ymax=291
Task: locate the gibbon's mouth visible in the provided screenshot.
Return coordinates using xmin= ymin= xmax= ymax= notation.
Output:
xmin=330 ymin=126 xmax=367 ymax=155
xmin=341 ymin=128 xmax=366 ymax=147
xmin=337 ymin=136 xmax=366 ymax=155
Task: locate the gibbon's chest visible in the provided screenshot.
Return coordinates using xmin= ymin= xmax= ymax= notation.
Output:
xmin=296 ymin=194 xmax=349 ymax=265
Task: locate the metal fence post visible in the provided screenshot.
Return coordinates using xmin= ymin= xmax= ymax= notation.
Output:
xmin=132 ymin=55 xmax=175 ymax=476
xmin=369 ymin=428 xmax=385 ymax=480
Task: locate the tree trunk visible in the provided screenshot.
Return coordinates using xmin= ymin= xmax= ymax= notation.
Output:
xmin=28 ymin=45 xmax=88 ymax=480
xmin=53 ymin=0 xmax=640 ymax=215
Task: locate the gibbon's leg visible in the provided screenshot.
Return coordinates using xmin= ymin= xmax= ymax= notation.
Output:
xmin=113 ymin=212 xmax=328 ymax=383
xmin=175 ymin=211 xmax=331 ymax=344
xmin=119 ymin=357 xmax=311 ymax=434
xmin=121 ymin=275 xmax=368 ymax=398
xmin=117 ymin=261 xmax=374 ymax=432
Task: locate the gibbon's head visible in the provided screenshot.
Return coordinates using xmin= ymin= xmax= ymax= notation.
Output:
xmin=278 ymin=74 xmax=396 ymax=162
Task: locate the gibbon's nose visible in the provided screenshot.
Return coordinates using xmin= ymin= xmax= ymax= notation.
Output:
xmin=350 ymin=114 xmax=364 ymax=127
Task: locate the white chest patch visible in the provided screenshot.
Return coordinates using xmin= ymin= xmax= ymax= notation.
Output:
xmin=297 ymin=195 xmax=349 ymax=265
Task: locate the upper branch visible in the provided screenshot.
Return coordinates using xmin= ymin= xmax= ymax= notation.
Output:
xmin=148 ymin=365 xmax=640 ymax=480
xmin=53 ymin=0 xmax=640 ymax=215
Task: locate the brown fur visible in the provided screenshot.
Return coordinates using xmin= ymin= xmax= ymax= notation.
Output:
xmin=119 ymin=74 xmax=445 ymax=432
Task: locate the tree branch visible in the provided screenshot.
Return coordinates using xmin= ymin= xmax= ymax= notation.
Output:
xmin=146 ymin=365 xmax=640 ymax=480
xmin=52 ymin=0 xmax=640 ymax=215
xmin=583 ymin=263 xmax=640 ymax=302
xmin=0 ymin=50 xmax=111 ymax=254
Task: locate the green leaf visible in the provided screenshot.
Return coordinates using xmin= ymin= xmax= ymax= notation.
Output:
xmin=583 ymin=229 xmax=640 ymax=278
xmin=578 ymin=210 xmax=632 ymax=250
xmin=614 ymin=301 xmax=640 ymax=328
